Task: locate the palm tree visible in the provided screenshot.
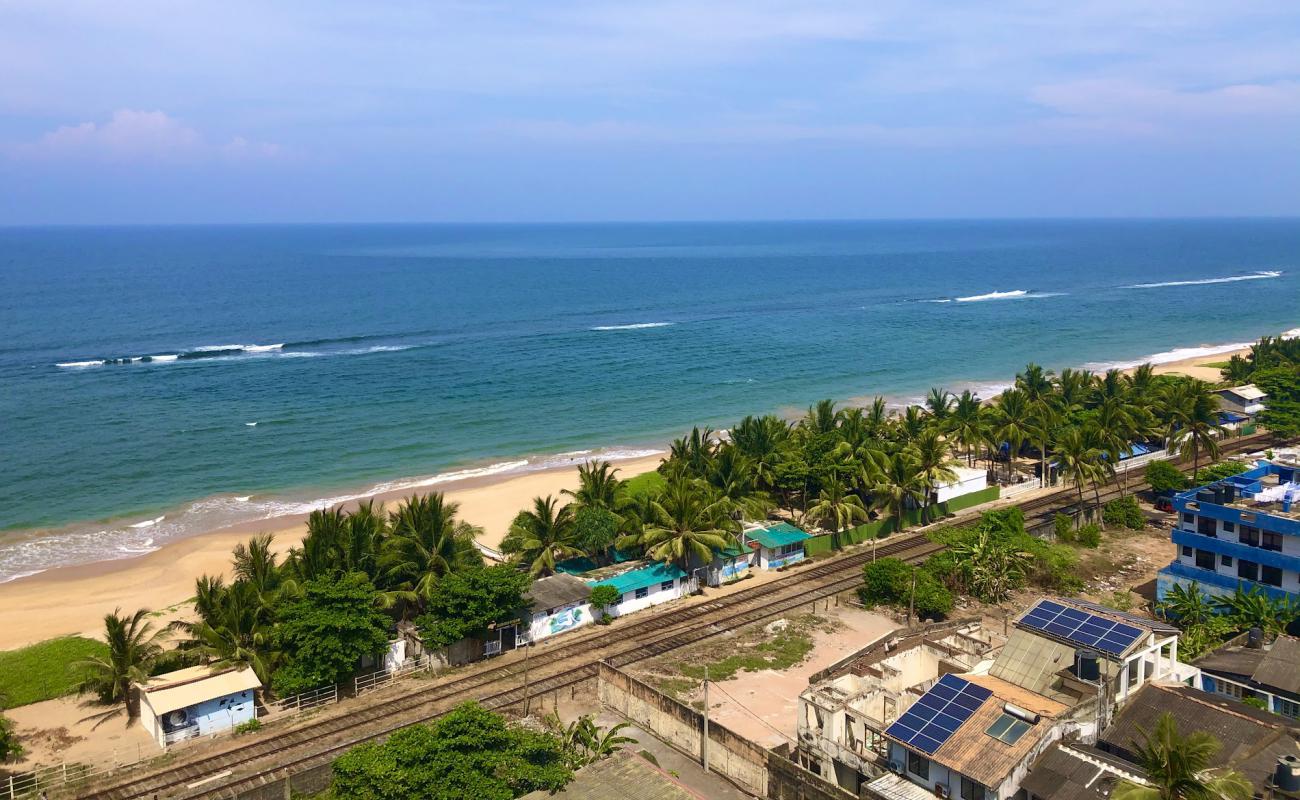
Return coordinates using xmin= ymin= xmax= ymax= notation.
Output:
xmin=1095 ymin=398 xmax=1139 ymax=498
xmin=898 ymin=405 xmax=927 ymax=444
xmin=991 ymin=388 xmax=1034 ymax=482
xmin=706 ymin=446 xmax=772 ymax=520
xmin=562 ymin=460 xmax=626 ymax=511
xmin=171 ymin=580 xmax=277 ymax=685
xmin=869 ymin=451 xmax=926 ymax=533
xmin=505 ymin=495 xmax=581 ymax=577
xmin=802 ymin=399 xmax=841 ymax=437
xmin=911 ymin=430 xmax=958 ymax=524
xmin=809 ymin=477 xmax=869 ymax=534
xmin=1016 ymin=362 xmax=1054 ymax=404
xmin=667 ymin=426 xmax=719 ymax=478
xmin=924 ymin=388 xmax=953 ymax=422
xmin=231 ymin=533 xmax=280 ymax=597
xmin=729 ymin=415 xmax=790 ymax=489
xmin=383 ymin=493 xmax=484 ymax=602
xmin=1057 ymin=368 xmax=1094 ymax=412
xmin=1165 ymin=380 xmax=1225 ymax=477
xmin=1029 ymin=397 xmax=1062 ymax=488
xmin=948 ymin=390 xmax=987 ymax=466
xmin=1111 ymin=713 xmax=1251 ymax=800
xmin=949 ymin=527 xmax=1031 ymax=603
xmin=1054 ymin=427 xmax=1104 ymax=528
xmin=75 ymin=608 xmax=166 ymax=724
xmin=627 ymin=479 xmax=738 ymax=569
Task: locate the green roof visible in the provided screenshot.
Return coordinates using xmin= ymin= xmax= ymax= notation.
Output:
xmin=717 ymin=544 xmax=748 ymax=558
xmin=588 ymin=562 xmax=687 ymax=595
xmin=747 ymin=522 xmax=811 ymax=549
xmin=556 ymin=556 xmax=599 ymax=575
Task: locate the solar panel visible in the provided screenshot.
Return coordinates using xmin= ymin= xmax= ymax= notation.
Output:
xmin=884 ymin=674 xmax=992 ymax=755
xmin=1017 ymin=599 xmax=1144 ymax=655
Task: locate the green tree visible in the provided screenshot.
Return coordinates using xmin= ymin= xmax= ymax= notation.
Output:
xmin=1111 ymin=713 xmax=1251 ymax=800
xmin=947 ymin=390 xmax=989 ymax=466
xmin=808 ymin=477 xmax=869 ymax=533
xmin=0 ymin=711 xmax=22 ymax=762
xmin=272 ymin=572 xmax=390 ymax=696
xmin=1162 ymin=379 xmax=1225 ymax=476
xmin=572 ymin=505 xmax=622 ymax=559
xmin=171 ymin=578 xmax=278 ymax=685
xmin=415 ymin=566 xmax=532 ymax=649
xmin=869 ymin=451 xmax=925 ymax=532
xmin=859 ymin=558 xmax=953 ymax=619
xmin=1145 ymin=460 xmax=1188 ymax=494
xmin=1254 ymin=365 xmax=1300 ymax=437
xmin=332 ymin=701 xmax=573 ymax=800
xmin=1054 ymin=427 xmax=1105 ymax=528
xmin=948 ymin=527 xmax=1032 ymax=603
xmin=1212 ymin=585 xmax=1300 ymax=637
xmin=383 ymin=493 xmax=484 ymax=604
xmin=75 ymin=607 xmax=166 ymax=724
xmin=911 ymin=430 xmax=959 ymax=524
xmin=588 ymin=584 xmax=620 ymax=621
xmin=1156 ymin=582 xmax=1215 ymax=626
xmin=625 ymin=479 xmax=738 ymax=568
xmin=991 ymin=388 xmax=1034 ymax=482
xmin=504 ymin=496 xmax=581 ymax=577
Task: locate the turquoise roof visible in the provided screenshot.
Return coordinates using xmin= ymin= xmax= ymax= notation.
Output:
xmin=748 ymin=522 xmax=811 ymax=549
xmin=556 ymin=556 xmax=599 ymax=575
xmin=588 ymin=562 xmax=687 ymax=595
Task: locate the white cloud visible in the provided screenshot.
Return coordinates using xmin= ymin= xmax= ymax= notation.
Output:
xmin=10 ymin=109 xmax=281 ymax=164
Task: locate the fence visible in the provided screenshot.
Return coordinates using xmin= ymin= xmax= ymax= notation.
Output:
xmin=353 ymin=655 xmax=436 ymax=696
xmin=261 ymin=683 xmax=339 ymax=718
xmin=999 ymin=477 xmax=1043 ymax=501
xmin=2 ymin=756 xmax=146 ymax=799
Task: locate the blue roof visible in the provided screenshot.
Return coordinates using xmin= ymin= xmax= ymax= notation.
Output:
xmin=556 ymin=556 xmax=599 ymax=575
xmin=747 ymin=522 xmax=811 ymax=549
xmin=588 ymin=562 xmax=687 ymax=595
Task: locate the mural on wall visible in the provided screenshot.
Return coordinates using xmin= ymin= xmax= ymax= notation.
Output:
xmin=548 ymin=606 xmax=586 ymax=635
xmin=767 ymin=551 xmax=805 ymax=569
xmin=720 ymin=557 xmax=751 ymax=582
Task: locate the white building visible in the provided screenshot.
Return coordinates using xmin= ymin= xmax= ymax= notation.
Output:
xmin=1217 ymin=384 xmax=1268 ymax=417
xmin=137 ymin=665 xmax=261 ymax=748
xmin=587 ymin=561 xmax=691 ymax=618
xmin=742 ymin=521 xmax=813 ymax=569
xmin=935 ymin=466 xmax=990 ymax=504
xmin=522 ymin=573 xmax=593 ymax=643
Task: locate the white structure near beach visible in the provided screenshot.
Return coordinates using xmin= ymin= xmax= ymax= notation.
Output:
xmin=137 ymin=665 xmax=260 ymax=748
xmin=1216 ymin=384 xmax=1268 ymax=417
xmin=743 ymin=521 xmax=814 ymax=569
xmin=587 ymin=561 xmax=691 ymax=618
xmin=522 ymin=573 xmax=593 ymax=643
xmin=935 ymin=465 xmax=989 ymax=504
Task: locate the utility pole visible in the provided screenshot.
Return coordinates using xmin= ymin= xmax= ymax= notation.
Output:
xmin=702 ymin=666 xmax=710 ymax=773
xmin=908 ymin=569 xmax=916 ymax=627
xmin=522 ymin=643 xmax=531 ymax=716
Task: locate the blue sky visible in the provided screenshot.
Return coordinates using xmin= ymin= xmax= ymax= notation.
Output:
xmin=2 ymin=1 xmax=1299 ymax=223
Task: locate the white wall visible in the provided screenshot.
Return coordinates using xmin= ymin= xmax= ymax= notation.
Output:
xmin=610 ymin=578 xmax=685 ymax=617
xmin=759 ymin=544 xmax=805 ymax=569
xmin=936 ymin=467 xmax=988 ymax=504
xmin=527 ymin=602 xmax=593 ymax=641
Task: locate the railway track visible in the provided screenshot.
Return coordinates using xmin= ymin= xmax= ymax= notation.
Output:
xmin=75 ymin=432 xmax=1278 ymax=799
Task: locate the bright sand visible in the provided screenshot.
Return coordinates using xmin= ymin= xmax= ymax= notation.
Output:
xmin=0 ymin=346 xmax=1245 ymax=652
xmin=0 ymin=455 xmax=663 ymax=651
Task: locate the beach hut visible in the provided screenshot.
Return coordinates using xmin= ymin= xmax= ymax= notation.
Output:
xmin=521 ymin=573 xmax=593 ymax=643
xmin=137 ymin=665 xmax=260 ymax=748
xmin=745 ymin=521 xmax=813 ymax=569
xmin=1216 ymin=384 xmax=1268 ymax=417
xmin=587 ymin=561 xmax=690 ymax=618
xmin=706 ymin=543 xmax=754 ymax=587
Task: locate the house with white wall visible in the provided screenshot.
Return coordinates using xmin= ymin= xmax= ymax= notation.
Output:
xmin=587 ymin=561 xmax=690 ymax=618
xmin=522 ymin=573 xmax=593 ymax=643
xmin=137 ymin=665 xmax=260 ymax=748
xmin=743 ymin=521 xmax=813 ymax=569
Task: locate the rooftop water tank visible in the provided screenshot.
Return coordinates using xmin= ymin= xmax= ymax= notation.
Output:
xmin=1274 ymin=755 xmax=1300 ymax=792
xmin=1075 ymin=648 xmax=1101 ymax=682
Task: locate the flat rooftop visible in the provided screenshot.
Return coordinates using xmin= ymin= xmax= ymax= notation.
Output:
xmin=1181 ymin=462 xmax=1300 ymax=522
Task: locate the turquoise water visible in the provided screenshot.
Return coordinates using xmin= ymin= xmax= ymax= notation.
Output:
xmin=2 ymin=220 xmax=1298 ymax=580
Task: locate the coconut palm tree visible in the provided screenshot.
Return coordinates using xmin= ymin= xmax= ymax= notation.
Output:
xmin=1016 ymin=362 xmax=1054 ymax=404
xmin=504 ymin=495 xmax=581 ymax=577
xmin=706 ymin=446 xmax=772 ymax=520
xmin=1095 ymin=398 xmax=1139 ymax=497
xmin=171 ymin=580 xmax=278 ymax=685
xmin=802 ymin=399 xmax=841 ymax=437
xmin=1029 ymin=397 xmax=1062 ymax=488
xmin=924 ymin=388 xmax=953 ymax=422
xmin=898 ymin=405 xmax=928 ymax=444
xmin=1057 ymin=368 xmax=1094 ymax=412
xmin=864 ymin=396 xmax=889 ymax=438
xmin=948 ymin=390 xmax=988 ymax=466
xmin=991 ymin=388 xmax=1034 ymax=482
xmin=562 ymin=460 xmax=626 ymax=511
xmin=809 ymin=477 xmax=869 ymax=534
xmin=1054 ymin=427 xmax=1105 ymax=528
xmin=911 ymin=430 xmax=958 ymax=524
xmin=75 ymin=608 xmax=166 ymax=725
xmin=1164 ymin=380 xmax=1226 ymax=477
xmin=728 ymin=414 xmax=790 ymax=490
xmin=232 ymin=533 xmax=281 ymax=598
xmin=667 ymin=426 xmax=719 ymax=478
xmin=1111 ymin=713 xmax=1251 ymax=800
xmin=627 ymin=479 xmax=738 ymax=569
xmin=869 ymin=451 xmax=926 ymax=533
xmin=383 ymin=493 xmax=484 ymax=601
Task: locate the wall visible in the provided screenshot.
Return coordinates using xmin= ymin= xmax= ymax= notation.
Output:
xmin=597 ymin=662 xmax=769 ymax=797
xmin=611 ymin=578 xmax=686 ymax=617
xmin=761 ymin=545 xmax=806 ymax=570
xmin=803 ymin=485 xmax=1001 ymax=558
xmin=527 ymin=602 xmax=593 ymax=642
xmin=767 ymin=746 xmax=859 ymax=800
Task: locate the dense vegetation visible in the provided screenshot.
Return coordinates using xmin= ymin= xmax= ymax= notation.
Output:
xmin=1220 ymin=335 xmax=1300 ymax=437
xmin=1157 ymin=581 xmax=1300 ymax=659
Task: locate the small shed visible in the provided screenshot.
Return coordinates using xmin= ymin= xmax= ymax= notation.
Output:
xmin=1217 ymin=384 xmax=1268 ymax=417
xmin=137 ymin=665 xmax=260 ymax=748
xmin=745 ymin=522 xmax=812 ymax=569
xmin=707 ymin=543 xmax=753 ymax=587
xmin=588 ymin=561 xmax=689 ymax=617
xmin=523 ymin=573 xmax=593 ymax=642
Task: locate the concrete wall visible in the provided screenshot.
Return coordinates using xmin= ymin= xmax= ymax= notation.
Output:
xmin=609 ymin=577 xmax=687 ymax=617
xmin=527 ymin=601 xmax=593 ymax=642
xmin=597 ymin=662 xmax=769 ymax=797
xmin=767 ymin=747 xmax=859 ymax=800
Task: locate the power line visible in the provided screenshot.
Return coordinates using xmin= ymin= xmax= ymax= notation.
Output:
xmin=707 ymin=681 xmax=797 ymax=745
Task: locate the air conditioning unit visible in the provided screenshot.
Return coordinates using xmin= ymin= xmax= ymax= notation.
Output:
xmin=934 ymin=783 xmax=950 ymax=798
xmin=889 ymin=761 xmax=904 ymax=775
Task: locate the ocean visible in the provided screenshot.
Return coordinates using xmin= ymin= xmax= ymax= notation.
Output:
xmin=2 ymin=219 xmax=1298 ymax=582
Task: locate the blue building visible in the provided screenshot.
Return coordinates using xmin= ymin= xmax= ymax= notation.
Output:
xmin=1156 ymin=460 xmax=1300 ymax=603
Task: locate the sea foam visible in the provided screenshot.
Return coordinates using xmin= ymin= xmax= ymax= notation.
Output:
xmin=590 ymin=322 xmax=675 ymax=331
xmin=1123 ymin=270 xmax=1282 ymax=289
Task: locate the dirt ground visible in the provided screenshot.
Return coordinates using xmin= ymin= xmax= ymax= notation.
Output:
xmin=4 ymin=695 xmax=159 ymax=771
xmin=632 ymin=605 xmax=897 ymax=749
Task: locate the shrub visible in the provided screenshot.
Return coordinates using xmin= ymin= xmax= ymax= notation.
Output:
xmin=1144 ymin=460 xmax=1188 ymax=494
xmin=859 ymin=558 xmax=953 ymax=619
xmin=1076 ymin=524 xmax=1102 ymax=548
xmin=1194 ymin=460 xmax=1249 ymax=484
xmin=233 ymin=718 xmax=262 ymax=736
xmin=1102 ymin=496 xmax=1145 ymax=530
xmin=588 ymin=584 xmax=620 ymax=610
xmin=1241 ymin=696 xmax=1268 ymax=710
xmin=0 ymin=713 xmax=22 ymax=762
xmin=1054 ymin=513 xmax=1075 ymax=544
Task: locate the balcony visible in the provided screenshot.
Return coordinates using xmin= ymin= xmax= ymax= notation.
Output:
xmin=1170 ymin=530 xmax=1300 ymax=574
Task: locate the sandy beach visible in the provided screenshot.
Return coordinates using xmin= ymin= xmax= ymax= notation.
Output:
xmin=0 ymin=344 xmax=1247 ymax=652
xmin=0 ymin=454 xmax=663 ymax=650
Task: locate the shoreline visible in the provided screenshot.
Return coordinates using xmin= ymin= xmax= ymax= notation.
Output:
xmin=0 ymin=336 xmax=1260 ymax=650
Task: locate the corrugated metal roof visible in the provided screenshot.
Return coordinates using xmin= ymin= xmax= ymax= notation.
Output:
xmin=747 ymin=522 xmax=811 ymax=549
xmin=987 ymin=629 xmax=1080 ymax=703
xmin=1021 ymin=743 xmax=1139 ymax=800
xmin=1252 ymin=636 xmax=1300 ymax=695
xmin=588 ymin=562 xmax=686 ymax=595
xmin=865 ymin=772 xmax=936 ymax=800
xmin=140 ymin=665 xmax=260 ymax=715
xmin=525 ymin=573 xmax=591 ymax=610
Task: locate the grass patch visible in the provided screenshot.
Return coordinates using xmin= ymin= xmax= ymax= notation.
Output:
xmin=0 ymin=636 xmax=107 ymax=708
xmin=678 ymin=628 xmax=817 ymax=682
xmin=1199 ymin=361 xmax=1230 ymax=369
xmin=624 ymin=470 xmax=666 ymax=498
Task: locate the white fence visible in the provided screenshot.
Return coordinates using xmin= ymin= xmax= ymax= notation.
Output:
xmin=999 ymin=477 xmax=1043 ymax=501
xmin=354 ymin=654 xmax=436 ymax=695
xmin=262 ymin=683 xmax=339 ymax=718
xmin=2 ymin=757 xmax=145 ymax=799
xmin=1115 ymin=448 xmax=1169 ymax=473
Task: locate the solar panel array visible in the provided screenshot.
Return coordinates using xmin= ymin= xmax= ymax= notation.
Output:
xmin=884 ymin=673 xmax=992 ymax=755
xmin=1018 ymin=599 xmax=1144 ymax=656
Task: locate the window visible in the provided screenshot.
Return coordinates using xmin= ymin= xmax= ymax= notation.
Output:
xmin=1221 ymin=555 xmax=1234 ymax=567
xmin=780 ymin=543 xmax=802 ymax=555
xmin=907 ymin=751 xmax=929 ymax=780
xmin=634 ymin=587 xmax=649 ymax=600
xmin=1198 ymin=516 xmax=1218 ymax=537
xmin=960 ymin=776 xmax=987 ymax=800
xmin=660 ymin=579 xmax=676 ymax=592
xmin=1182 ymin=512 xmax=1195 ymax=525
xmin=1241 ymin=526 xmax=1260 ymax=547
xmin=1217 ymin=680 xmax=1244 ymax=700
xmin=985 ymin=714 xmax=1031 ymax=745
xmin=1262 ymin=531 xmax=1283 ymax=552
xmin=1223 ymin=521 xmax=1235 ymax=533
xmin=1261 ymin=565 xmax=1283 ymax=587
xmin=1181 ymin=545 xmax=1194 ymax=557
xmin=1238 ymin=560 xmax=1259 ymax=581
xmin=1195 ymin=549 xmax=1216 ymax=570
xmin=1277 ymin=698 xmax=1300 ymax=719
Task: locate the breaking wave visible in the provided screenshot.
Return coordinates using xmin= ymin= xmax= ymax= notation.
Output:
xmin=1123 ymin=270 xmax=1282 ymax=289
xmin=56 ymin=343 xmax=284 ymax=368
xmin=590 ymin=322 xmax=675 ymax=331
xmin=927 ymin=290 xmax=1065 ymax=304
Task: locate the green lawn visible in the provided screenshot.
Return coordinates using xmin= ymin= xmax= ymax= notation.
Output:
xmin=1199 ymin=361 xmax=1230 ymax=369
xmin=0 ymin=636 xmax=107 ymax=708
xmin=623 ymin=469 xmax=666 ymax=498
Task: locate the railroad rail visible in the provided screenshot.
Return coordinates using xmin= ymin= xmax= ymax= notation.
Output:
xmin=74 ymin=432 xmax=1277 ymax=799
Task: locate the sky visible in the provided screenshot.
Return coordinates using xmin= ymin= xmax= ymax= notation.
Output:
xmin=2 ymin=1 xmax=1299 ymax=223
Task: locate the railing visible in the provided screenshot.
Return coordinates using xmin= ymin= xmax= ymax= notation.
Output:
xmin=2 ymin=757 xmax=145 ymax=799
xmin=1115 ymin=448 xmax=1169 ymax=473
xmin=263 ymin=683 xmax=339 ymax=718
xmin=999 ymin=477 xmax=1043 ymax=500
xmin=354 ymin=654 xmax=436 ymax=696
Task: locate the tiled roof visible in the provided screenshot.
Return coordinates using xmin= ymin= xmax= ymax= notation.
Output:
xmin=519 ymin=750 xmax=704 ymax=800
xmin=1252 ymin=636 xmax=1300 ymax=695
xmin=1021 ymin=743 xmax=1143 ymax=800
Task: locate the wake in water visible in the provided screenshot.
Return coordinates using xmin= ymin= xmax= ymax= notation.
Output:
xmin=1123 ymin=270 xmax=1283 ymax=289
xmin=590 ymin=322 xmax=675 ymax=331
xmin=927 ymin=290 xmax=1065 ymax=303
xmin=57 ymin=342 xmax=284 ymax=368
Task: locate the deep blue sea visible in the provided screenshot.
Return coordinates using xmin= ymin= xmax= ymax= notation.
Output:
xmin=2 ymin=220 xmax=1298 ymax=581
